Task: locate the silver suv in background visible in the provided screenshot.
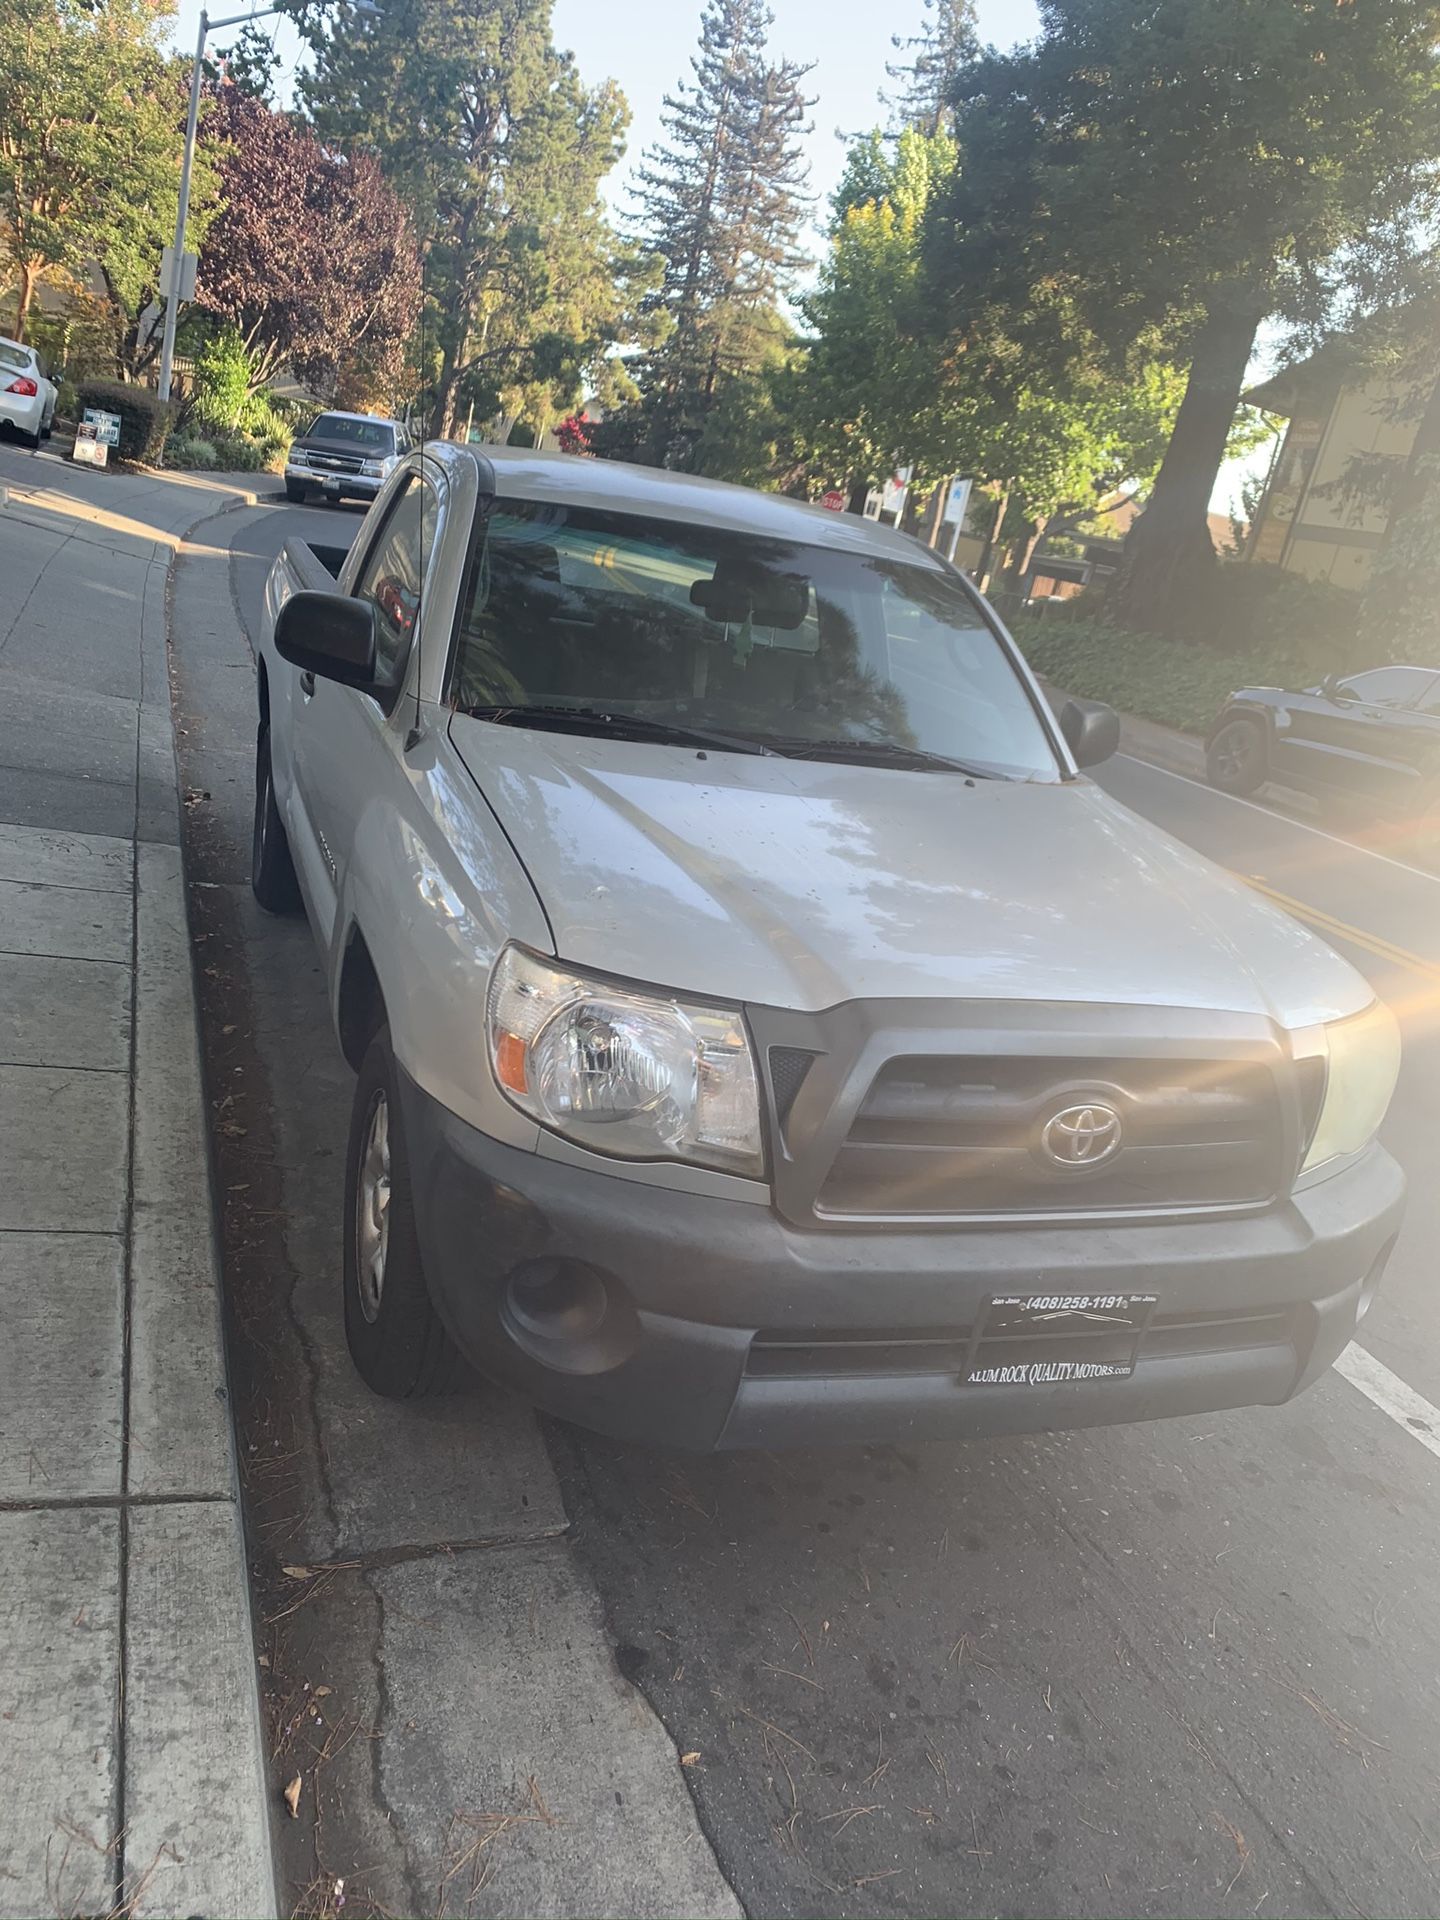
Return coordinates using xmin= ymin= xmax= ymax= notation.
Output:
xmin=284 ymin=409 xmax=414 ymax=507
xmin=251 ymin=444 xmax=1404 ymax=1450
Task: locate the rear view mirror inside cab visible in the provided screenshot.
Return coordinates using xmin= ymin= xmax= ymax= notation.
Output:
xmin=690 ymin=561 xmax=809 ymax=630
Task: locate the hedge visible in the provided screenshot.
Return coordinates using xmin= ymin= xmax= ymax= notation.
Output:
xmin=1010 ymin=617 xmax=1304 ymax=735
xmin=1009 ymin=562 xmax=1375 ymax=735
xmin=75 ymin=380 xmax=174 ymax=466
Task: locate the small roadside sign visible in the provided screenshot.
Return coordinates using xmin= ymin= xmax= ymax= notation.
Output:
xmin=84 ymin=407 xmax=122 ymax=448
xmin=821 ymin=490 xmax=845 ymax=511
xmin=73 ymin=420 xmax=109 ymax=468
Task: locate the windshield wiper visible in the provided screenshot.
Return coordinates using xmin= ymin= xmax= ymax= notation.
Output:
xmin=455 ymin=703 xmax=775 ymax=757
xmin=760 ymin=735 xmax=1000 ymax=777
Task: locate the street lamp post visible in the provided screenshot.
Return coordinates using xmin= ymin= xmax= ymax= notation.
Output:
xmin=156 ymin=1 xmax=382 ymax=405
xmin=158 ymin=6 xmax=288 ymax=404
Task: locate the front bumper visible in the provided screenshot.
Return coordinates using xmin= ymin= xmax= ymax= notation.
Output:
xmin=397 ymin=1069 xmax=1405 ymax=1452
xmin=285 ymin=463 xmax=384 ymax=500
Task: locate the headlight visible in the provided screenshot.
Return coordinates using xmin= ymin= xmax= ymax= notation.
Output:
xmin=487 ymin=946 xmax=763 ymax=1177
xmin=362 ymin=455 xmax=396 ymax=477
xmin=1302 ymin=1000 xmax=1401 ymax=1171
xmin=288 ymin=449 xmax=307 ymax=466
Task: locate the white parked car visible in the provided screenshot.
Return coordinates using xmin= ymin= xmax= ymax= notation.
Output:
xmin=0 ymin=337 xmax=57 ymax=449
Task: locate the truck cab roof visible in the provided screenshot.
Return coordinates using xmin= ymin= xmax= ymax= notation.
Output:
xmin=428 ymin=442 xmax=944 ymax=567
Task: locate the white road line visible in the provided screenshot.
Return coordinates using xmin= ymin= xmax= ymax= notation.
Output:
xmin=1334 ymin=1343 xmax=1440 ymax=1465
xmin=1113 ymin=753 xmax=1440 ymax=886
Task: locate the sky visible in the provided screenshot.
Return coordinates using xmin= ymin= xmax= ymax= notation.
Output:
xmin=165 ymin=0 xmax=1271 ymax=511
xmin=168 ymin=0 xmax=1043 ymax=214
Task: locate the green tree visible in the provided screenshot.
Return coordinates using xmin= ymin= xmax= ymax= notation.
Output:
xmin=0 ymin=0 xmax=213 ymax=350
xmin=299 ymin=0 xmax=642 ymax=438
xmin=796 ymin=127 xmax=1182 ymax=545
xmin=795 ymin=128 xmax=953 ymax=504
xmin=626 ymin=0 xmax=812 ymax=468
xmin=928 ymin=0 xmax=1440 ymax=634
xmin=885 ymin=0 xmax=978 ymax=136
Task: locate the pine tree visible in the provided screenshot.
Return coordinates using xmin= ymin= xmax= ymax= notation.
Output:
xmin=299 ymin=0 xmax=638 ymax=439
xmin=628 ymin=0 xmax=811 ymax=468
xmin=885 ymin=0 xmax=978 ymax=137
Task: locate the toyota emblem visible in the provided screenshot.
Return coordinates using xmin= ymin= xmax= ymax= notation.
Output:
xmin=1040 ymin=1101 xmax=1123 ymax=1169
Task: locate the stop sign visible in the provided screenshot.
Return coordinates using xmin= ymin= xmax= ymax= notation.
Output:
xmin=821 ymin=490 xmax=845 ymax=511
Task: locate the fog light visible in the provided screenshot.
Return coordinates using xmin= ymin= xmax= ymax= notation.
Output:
xmin=501 ymin=1259 xmax=639 ymax=1375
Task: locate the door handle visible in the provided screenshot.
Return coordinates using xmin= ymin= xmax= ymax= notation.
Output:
xmin=300 ymin=670 xmax=315 ymax=699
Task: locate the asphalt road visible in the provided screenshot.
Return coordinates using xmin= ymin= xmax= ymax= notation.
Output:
xmin=222 ymin=497 xmax=1440 ymax=1919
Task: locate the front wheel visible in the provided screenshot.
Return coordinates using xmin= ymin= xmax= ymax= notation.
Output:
xmin=284 ymin=479 xmax=308 ymax=503
xmin=1206 ymin=717 xmax=1268 ymax=796
xmin=251 ymin=723 xmax=301 ymax=912
xmin=343 ymin=1029 xmax=465 ymax=1399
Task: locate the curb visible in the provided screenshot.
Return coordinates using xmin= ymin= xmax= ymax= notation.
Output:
xmin=142 ymin=491 xmax=282 ymax=1918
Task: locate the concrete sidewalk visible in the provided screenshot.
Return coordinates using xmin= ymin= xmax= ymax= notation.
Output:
xmin=0 ymin=447 xmax=277 ymax=1917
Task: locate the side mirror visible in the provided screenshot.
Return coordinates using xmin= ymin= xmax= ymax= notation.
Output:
xmin=1059 ymin=697 xmax=1120 ymax=770
xmin=274 ymin=591 xmax=378 ymax=690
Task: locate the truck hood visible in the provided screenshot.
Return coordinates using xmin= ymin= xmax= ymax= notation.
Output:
xmin=448 ymin=720 xmax=1371 ymax=1027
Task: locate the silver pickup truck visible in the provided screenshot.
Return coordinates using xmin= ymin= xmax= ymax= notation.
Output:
xmin=253 ymin=442 xmax=1404 ymax=1449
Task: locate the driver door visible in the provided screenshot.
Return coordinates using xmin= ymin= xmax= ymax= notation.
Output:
xmin=1274 ymin=666 xmax=1435 ymax=809
xmin=289 ymin=469 xmax=439 ymax=943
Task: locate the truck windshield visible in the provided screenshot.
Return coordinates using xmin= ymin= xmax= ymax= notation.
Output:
xmin=451 ymin=500 xmax=1061 ymax=780
xmin=305 ymin=415 xmax=393 ymax=450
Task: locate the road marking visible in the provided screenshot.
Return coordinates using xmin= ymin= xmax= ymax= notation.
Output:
xmin=1115 ymin=753 xmax=1440 ymax=886
xmin=1335 ymin=1343 xmax=1440 ymax=1466
xmin=1240 ymin=876 xmax=1440 ymax=983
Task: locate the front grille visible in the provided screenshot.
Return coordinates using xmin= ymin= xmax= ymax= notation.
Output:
xmin=816 ymin=1053 xmax=1284 ymax=1218
xmin=768 ymin=1046 xmax=818 ymax=1132
xmin=745 ymin=1306 xmax=1296 ymax=1381
xmin=302 ymin=450 xmax=364 ymax=474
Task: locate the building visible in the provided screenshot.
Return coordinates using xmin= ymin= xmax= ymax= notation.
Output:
xmin=1025 ymin=500 xmax=1241 ymax=606
xmin=1243 ymin=349 xmax=1417 ymax=590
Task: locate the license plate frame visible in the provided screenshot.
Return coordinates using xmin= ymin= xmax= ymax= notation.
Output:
xmin=964 ymin=1291 xmax=1158 ymax=1388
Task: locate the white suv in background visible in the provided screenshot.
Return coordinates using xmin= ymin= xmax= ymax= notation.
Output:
xmin=0 ymin=338 xmax=57 ymax=450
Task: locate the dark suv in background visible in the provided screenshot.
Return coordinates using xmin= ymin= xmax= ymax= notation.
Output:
xmin=1207 ymin=665 xmax=1440 ymax=835
xmin=283 ymin=411 xmax=414 ymax=507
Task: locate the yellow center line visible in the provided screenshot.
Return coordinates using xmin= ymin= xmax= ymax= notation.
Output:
xmin=1242 ymin=876 xmax=1440 ymax=984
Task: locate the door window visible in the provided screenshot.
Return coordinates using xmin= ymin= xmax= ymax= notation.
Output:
xmin=1334 ymin=666 xmax=1433 ymax=708
xmin=352 ymin=475 xmax=437 ymax=688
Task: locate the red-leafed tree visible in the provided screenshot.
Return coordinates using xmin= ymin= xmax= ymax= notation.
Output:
xmin=555 ymin=410 xmax=593 ymax=454
xmin=195 ymin=86 xmax=420 ymax=403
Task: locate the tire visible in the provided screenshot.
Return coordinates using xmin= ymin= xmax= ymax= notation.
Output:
xmin=1206 ymin=716 xmax=1268 ymax=796
xmin=24 ymin=425 xmax=41 ymax=451
xmin=251 ymin=723 xmax=301 ymax=913
xmin=284 ymin=480 xmax=308 ymax=503
xmin=40 ymin=418 xmax=52 ymax=442
xmin=343 ymin=1028 xmax=464 ymax=1399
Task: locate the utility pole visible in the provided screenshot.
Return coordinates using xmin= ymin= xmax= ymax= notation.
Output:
xmin=157 ymin=1 xmax=381 ymax=404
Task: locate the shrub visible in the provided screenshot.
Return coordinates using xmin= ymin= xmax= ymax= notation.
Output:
xmin=1171 ymin=560 xmax=1361 ymax=670
xmin=163 ymin=429 xmax=287 ymax=474
xmin=190 ymin=324 xmax=255 ymax=432
xmin=163 ymin=434 xmax=220 ymax=470
xmin=1011 ymin=617 xmax=1308 ymax=735
xmin=76 ymin=379 xmax=173 ymax=464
